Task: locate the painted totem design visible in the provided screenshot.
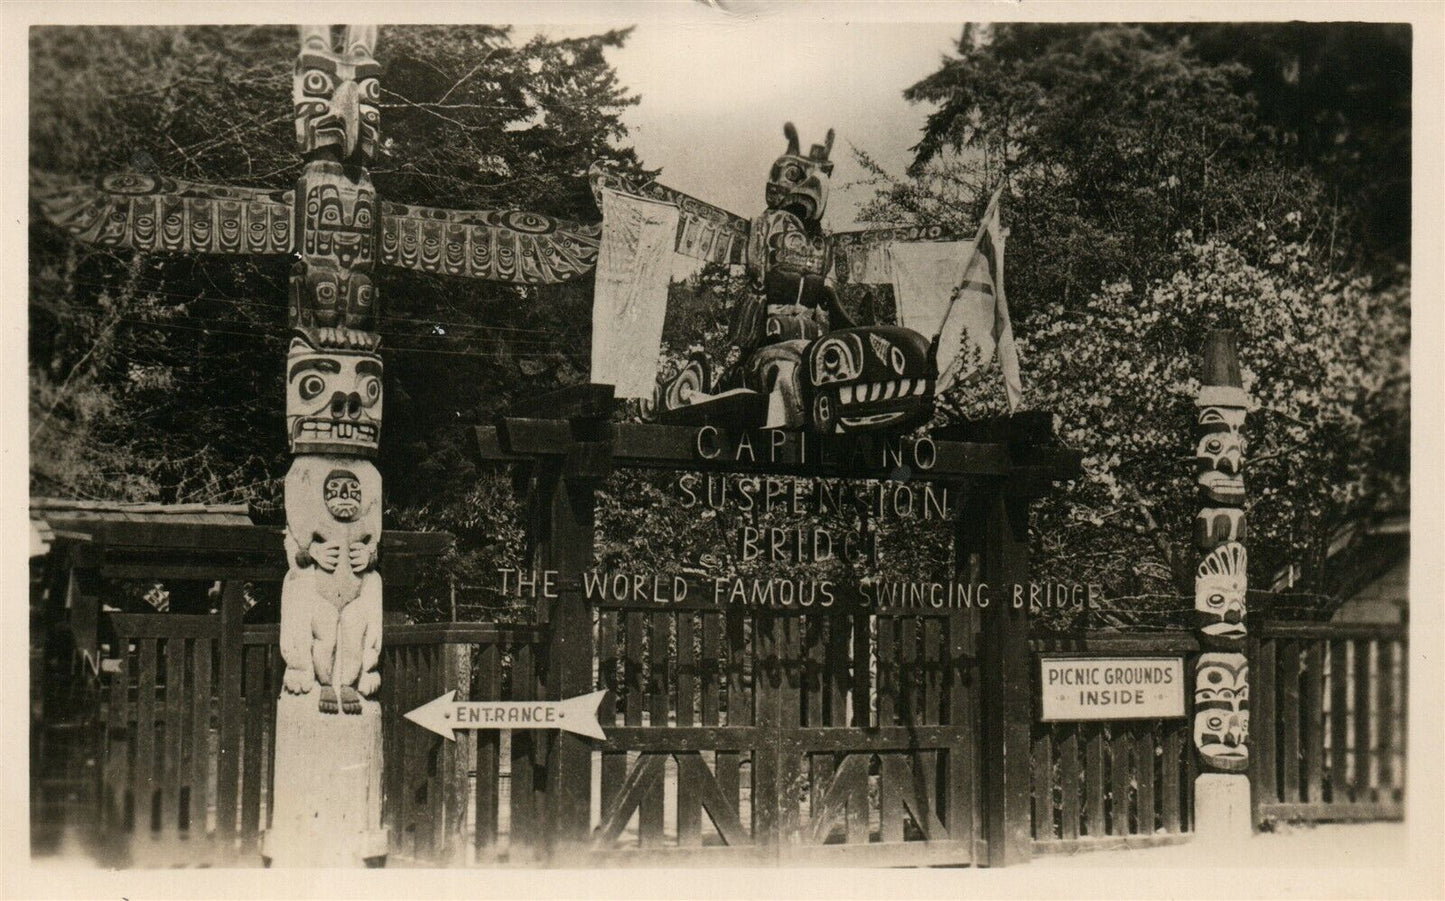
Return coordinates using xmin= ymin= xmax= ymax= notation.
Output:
xmin=1192 ymin=337 xmax=1250 ymax=771
xmin=281 ymin=26 xmax=386 ymax=714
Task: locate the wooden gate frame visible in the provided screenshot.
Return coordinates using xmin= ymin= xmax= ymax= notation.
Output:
xmin=473 ymin=384 xmax=1081 ymax=866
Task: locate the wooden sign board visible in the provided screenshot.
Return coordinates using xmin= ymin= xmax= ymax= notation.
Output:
xmin=1039 ymin=657 xmax=1185 ymax=721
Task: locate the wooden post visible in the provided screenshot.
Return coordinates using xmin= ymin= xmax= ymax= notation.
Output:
xmin=971 ymin=489 xmax=1033 ymax=866
xmin=526 ymin=386 xmax=612 ymax=860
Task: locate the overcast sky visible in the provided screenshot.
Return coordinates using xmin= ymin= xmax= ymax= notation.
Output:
xmin=514 ymin=15 xmax=962 ymax=231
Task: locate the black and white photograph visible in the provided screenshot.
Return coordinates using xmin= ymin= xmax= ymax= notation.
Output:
xmin=6 ymin=1 xmax=1438 ymax=897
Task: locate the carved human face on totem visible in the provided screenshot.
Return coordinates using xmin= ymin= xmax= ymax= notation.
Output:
xmin=322 ymin=469 xmax=364 ymax=521
xmin=294 ymin=25 xmax=381 ymax=162
xmin=766 ymin=123 xmax=833 ymax=223
xmin=1195 ymin=386 xmax=1247 ymax=505
xmin=290 ymin=162 xmax=377 ymax=334
xmin=286 ymin=334 xmax=383 ymax=456
xmin=1195 ymin=541 xmax=1247 ymax=642
xmin=1195 ymin=653 xmax=1249 ymax=772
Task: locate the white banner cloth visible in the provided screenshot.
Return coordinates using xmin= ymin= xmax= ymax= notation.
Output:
xmin=591 ymin=188 xmax=680 ymax=398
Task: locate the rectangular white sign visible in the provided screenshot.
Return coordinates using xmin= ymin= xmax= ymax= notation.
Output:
xmin=1039 ymin=657 xmax=1186 ymax=722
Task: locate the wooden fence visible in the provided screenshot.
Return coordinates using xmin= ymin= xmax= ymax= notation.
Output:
xmin=1028 ymin=632 xmax=1195 ymax=853
xmin=1251 ymin=621 xmax=1407 ymax=826
xmin=96 ymin=608 xmax=544 ymax=867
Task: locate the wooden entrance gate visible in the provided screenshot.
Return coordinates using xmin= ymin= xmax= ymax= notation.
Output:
xmin=475 ymin=385 xmax=1079 ymax=866
xmin=590 ymin=600 xmax=983 ymax=865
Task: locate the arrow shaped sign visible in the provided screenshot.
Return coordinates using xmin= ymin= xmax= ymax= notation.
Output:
xmin=403 ymin=689 xmax=609 ymax=741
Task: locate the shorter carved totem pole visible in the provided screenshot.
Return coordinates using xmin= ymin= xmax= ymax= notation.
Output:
xmin=1192 ymin=330 xmax=1252 ymax=839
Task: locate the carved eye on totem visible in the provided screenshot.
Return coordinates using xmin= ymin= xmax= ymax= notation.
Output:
xmin=781 ymin=163 xmax=803 ymax=183
xmin=811 ymin=334 xmax=863 ymax=386
xmin=1205 ymin=592 xmax=1226 ymax=610
xmin=302 ymin=70 xmax=335 ymax=96
xmin=360 ymin=79 xmax=381 ymax=102
xmin=299 ymin=373 xmax=327 ymax=401
xmin=358 ymin=375 xmax=381 ymax=407
xmin=1204 ymin=436 xmax=1225 ymax=455
xmin=890 ymin=346 xmax=906 ymax=374
xmin=1207 ymin=715 xmax=1224 ymax=731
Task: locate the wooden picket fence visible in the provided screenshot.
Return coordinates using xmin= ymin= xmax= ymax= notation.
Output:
xmin=1251 ymin=621 xmax=1407 ymax=825
xmin=95 ymin=607 xmax=546 ymax=867
xmin=1027 ymin=632 xmax=1195 ymax=853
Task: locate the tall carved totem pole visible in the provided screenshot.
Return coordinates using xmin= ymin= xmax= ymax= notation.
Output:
xmin=1192 ymin=330 xmax=1252 ymax=839
xmin=265 ymin=24 xmax=390 ymax=866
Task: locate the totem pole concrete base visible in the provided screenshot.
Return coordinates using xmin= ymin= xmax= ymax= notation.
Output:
xmin=262 ymin=692 xmax=388 ymax=867
xmin=1193 ymin=773 xmax=1252 ymax=843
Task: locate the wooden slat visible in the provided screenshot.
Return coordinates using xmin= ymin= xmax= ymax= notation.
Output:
xmin=1134 ymin=722 xmax=1154 ymax=837
xmin=899 ymin=617 xmax=919 ymax=727
xmin=1032 ymin=730 xmax=1053 ymax=840
xmin=716 ymin=608 xmax=746 ymax=839
xmin=1085 ymin=723 xmax=1106 ymax=838
xmin=923 ymin=618 xmax=942 ymax=728
xmin=103 ymin=629 xmax=132 ymax=828
xmin=1353 ymin=640 xmax=1373 ymax=802
xmin=597 ymin=609 xmax=625 ymax=841
xmin=803 ymin=616 xmax=823 ymax=728
xmin=240 ymin=644 xmax=265 ymax=851
xmin=879 ymin=752 xmax=905 ymax=843
xmin=777 ymin=615 xmax=802 ymax=843
xmin=827 ymin=614 xmax=849 ymax=728
xmin=852 ymin=613 xmax=872 ymax=729
xmin=1160 ymin=722 xmax=1182 ymax=834
xmin=877 ymin=617 xmax=896 ymax=726
xmin=215 ymin=582 xmax=245 ymax=852
xmin=162 ymin=638 xmax=186 ymax=836
xmin=639 ymin=611 xmax=669 ymax=846
xmin=1109 ymin=727 xmax=1131 ymax=836
xmin=1255 ymin=638 xmax=1278 ymax=805
xmin=1303 ymin=642 xmax=1325 ymax=804
xmin=677 ymin=612 xmax=701 ymax=847
xmin=441 ymin=643 xmax=471 ymax=864
xmin=1279 ymin=641 xmax=1302 ymax=803
xmin=474 ymin=642 xmax=500 ymax=856
xmin=1377 ymin=640 xmax=1395 ymax=797
xmin=190 ymin=637 xmax=212 ymax=836
xmin=946 ymin=610 xmax=974 ymax=847
xmin=510 ymin=643 xmax=537 ymax=857
xmin=1329 ymin=639 xmax=1350 ymax=804
xmin=381 ymin=646 xmax=402 ymax=854
xmin=135 ymin=638 xmax=157 ymax=833
xmin=752 ymin=613 xmax=780 ymax=848
xmin=1059 ymin=724 xmax=1081 ymax=841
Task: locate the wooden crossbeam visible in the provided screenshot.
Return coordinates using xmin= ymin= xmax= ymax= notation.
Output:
xmin=595 ymin=752 xmax=667 ymax=845
xmin=675 ymin=752 xmax=749 ymax=846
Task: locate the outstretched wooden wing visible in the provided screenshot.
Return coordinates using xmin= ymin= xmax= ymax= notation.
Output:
xmin=588 ymin=161 xmax=750 ymax=266
xmin=377 ymin=202 xmax=602 ymax=285
xmin=32 ymin=172 xmax=296 ymax=255
xmin=829 ymin=224 xmax=957 ymax=285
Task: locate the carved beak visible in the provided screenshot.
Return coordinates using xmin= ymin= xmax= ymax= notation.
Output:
xmin=333 ymin=79 xmax=361 ymax=159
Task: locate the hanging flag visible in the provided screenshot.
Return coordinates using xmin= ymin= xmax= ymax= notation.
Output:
xmin=888 ymin=185 xmax=1023 ymax=411
xmin=590 ymin=188 xmax=681 ymax=398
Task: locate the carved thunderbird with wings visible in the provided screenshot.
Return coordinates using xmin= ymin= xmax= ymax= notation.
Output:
xmin=589 ymin=123 xmax=952 ymax=434
xmin=33 ymin=24 xmax=603 ymax=350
